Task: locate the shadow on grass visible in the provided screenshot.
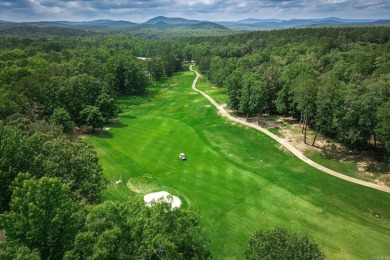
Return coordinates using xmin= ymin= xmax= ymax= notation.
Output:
xmin=108 ymin=119 xmax=129 ymax=128
xmin=92 ymin=130 xmax=114 ymax=139
xmin=120 ymin=114 xmax=137 ymax=120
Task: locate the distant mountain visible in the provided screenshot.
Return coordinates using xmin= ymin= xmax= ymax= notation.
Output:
xmin=217 ymin=18 xmax=388 ymax=30
xmin=188 ymin=22 xmax=228 ymax=30
xmin=0 ymin=24 xmax=98 ymax=37
xmin=77 ymin=20 xmax=138 ymax=27
xmin=141 ymin=21 xmax=173 ymax=29
xmin=143 ymin=16 xmax=199 ymax=25
xmin=237 ymin=18 xmax=282 ymax=24
xmin=1 ymin=17 xmax=388 ymax=36
xmin=370 ymin=20 xmax=390 ymax=25
xmin=37 ymin=19 xmax=138 ymax=28
xmin=141 ymin=16 xmax=229 ymax=30
xmin=0 ymin=20 xmax=13 ymax=24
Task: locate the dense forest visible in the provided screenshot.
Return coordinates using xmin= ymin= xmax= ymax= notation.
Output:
xmin=177 ymin=27 xmax=390 ymax=155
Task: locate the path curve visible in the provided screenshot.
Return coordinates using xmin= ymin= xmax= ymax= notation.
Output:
xmin=189 ymin=65 xmax=390 ymax=193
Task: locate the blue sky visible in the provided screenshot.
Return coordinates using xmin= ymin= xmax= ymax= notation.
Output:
xmin=1 ymin=0 xmax=389 ymax=22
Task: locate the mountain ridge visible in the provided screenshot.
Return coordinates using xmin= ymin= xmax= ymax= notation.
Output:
xmin=1 ymin=16 xmax=389 ymax=32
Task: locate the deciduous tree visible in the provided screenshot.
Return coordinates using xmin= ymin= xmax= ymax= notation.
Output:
xmin=244 ymin=227 xmax=325 ymax=260
xmin=0 ymin=176 xmax=84 ymax=260
xmin=65 ymin=200 xmax=211 ymax=259
xmin=50 ymin=107 xmax=75 ymax=135
xmin=79 ymin=105 xmax=105 ymax=131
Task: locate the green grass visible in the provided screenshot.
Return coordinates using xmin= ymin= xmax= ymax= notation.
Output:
xmin=304 ymin=150 xmax=379 ymax=183
xmin=85 ymin=68 xmax=390 ymax=259
xmin=306 ymin=151 xmax=359 ymax=175
xmin=195 ymin=72 xmax=228 ymax=105
xmin=117 ymin=80 xmax=177 ymax=111
xmin=267 ymin=127 xmax=284 ymax=137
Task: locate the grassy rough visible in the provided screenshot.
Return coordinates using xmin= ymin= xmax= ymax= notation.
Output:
xmin=85 ymin=69 xmax=390 ymax=259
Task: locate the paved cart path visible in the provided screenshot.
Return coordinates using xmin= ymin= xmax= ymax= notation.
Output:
xmin=190 ymin=65 xmax=390 ymax=193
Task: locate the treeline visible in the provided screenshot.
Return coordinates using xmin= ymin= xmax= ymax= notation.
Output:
xmin=0 ymin=34 xmax=182 ymax=130
xmin=176 ymin=27 xmax=390 ymax=154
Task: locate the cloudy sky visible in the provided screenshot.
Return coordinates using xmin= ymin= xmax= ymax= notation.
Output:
xmin=1 ymin=0 xmax=389 ymax=22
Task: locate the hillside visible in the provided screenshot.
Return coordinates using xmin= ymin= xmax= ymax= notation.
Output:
xmin=143 ymin=16 xmax=200 ymax=25
xmin=218 ymin=17 xmax=390 ymax=30
xmin=141 ymin=16 xmax=229 ymax=30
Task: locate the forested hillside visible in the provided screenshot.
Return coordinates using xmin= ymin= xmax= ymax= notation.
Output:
xmin=177 ymin=27 xmax=390 ymax=155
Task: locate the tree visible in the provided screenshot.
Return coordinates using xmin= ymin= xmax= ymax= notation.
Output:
xmin=107 ymin=53 xmax=148 ymax=94
xmin=375 ymin=101 xmax=390 ymax=153
xmin=0 ymin=123 xmax=44 ymax=212
xmin=315 ymin=76 xmax=342 ymax=135
xmin=40 ymin=138 xmax=106 ymax=204
xmin=65 ymin=199 xmax=211 ymax=259
xmin=0 ymin=90 xmax=23 ymax=120
xmin=243 ymin=72 xmax=267 ymax=123
xmin=0 ymin=241 xmax=41 ymax=260
xmin=333 ymin=84 xmax=376 ymax=150
xmin=224 ymin=68 xmax=243 ymax=111
xmin=244 ymin=227 xmax=325 ymax=260
xmin=276 ymin=61 xmax=314 ymax=121
xmin=0 ymin=175 xmax=84 ymax=260
xmin=291 ymin=73 xmax=318 ymax=144
xmin=96 ymin=93 xmax=117 ymax=121
xmin=237 ymin=71 xmax=268 ymax=121
xmin=0 ymin=119 xmax=105 ymax=212
xmin=147 ymin=57 xmax=164 ymax=80
xmin=239 ymin=81 xmax=252 ymax=120
xmin=50 ymin=107 xmax=75 ymax=135
xmin=79 ymin=105 xmax=105 ymax=131
xmin=261 ymin=65 xmax=282 ymax=114
xmin=276 ymin=85 xmax=290 ymax=119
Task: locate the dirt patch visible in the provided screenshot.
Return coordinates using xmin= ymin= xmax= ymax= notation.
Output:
xmin=279 ymin=121 xmax=323 ymax=152
xmin=377 ymin=174 xmax=390 ymax=187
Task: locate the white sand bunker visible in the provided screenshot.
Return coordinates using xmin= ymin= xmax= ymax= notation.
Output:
xmin=144 ymin=191 xmax=182 ymax=209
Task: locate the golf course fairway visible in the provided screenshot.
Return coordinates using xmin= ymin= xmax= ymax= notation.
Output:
xmin=84 ymin=68 xmax=390 ymax=259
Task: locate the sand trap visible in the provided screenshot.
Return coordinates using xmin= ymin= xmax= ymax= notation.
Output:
xmin=144 ymin=191 xmax=182 ymax=209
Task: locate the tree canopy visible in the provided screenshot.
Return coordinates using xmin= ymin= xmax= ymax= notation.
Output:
xmin=0 ymin=175 xmax=84 ymax=259
xmin=244 ymin=227 xmax=325 ymax=260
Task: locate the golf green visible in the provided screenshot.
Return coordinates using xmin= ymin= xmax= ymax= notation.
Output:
xmin=85 ymin=69 xmax=390 ymax=259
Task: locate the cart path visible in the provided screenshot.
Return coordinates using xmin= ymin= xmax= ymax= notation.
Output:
xmin=189 ymin=65 xmax=390 ymax=193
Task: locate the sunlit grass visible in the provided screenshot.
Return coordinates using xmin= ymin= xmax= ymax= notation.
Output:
xmin=85 ymin=67 xmax=390 ymax=259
